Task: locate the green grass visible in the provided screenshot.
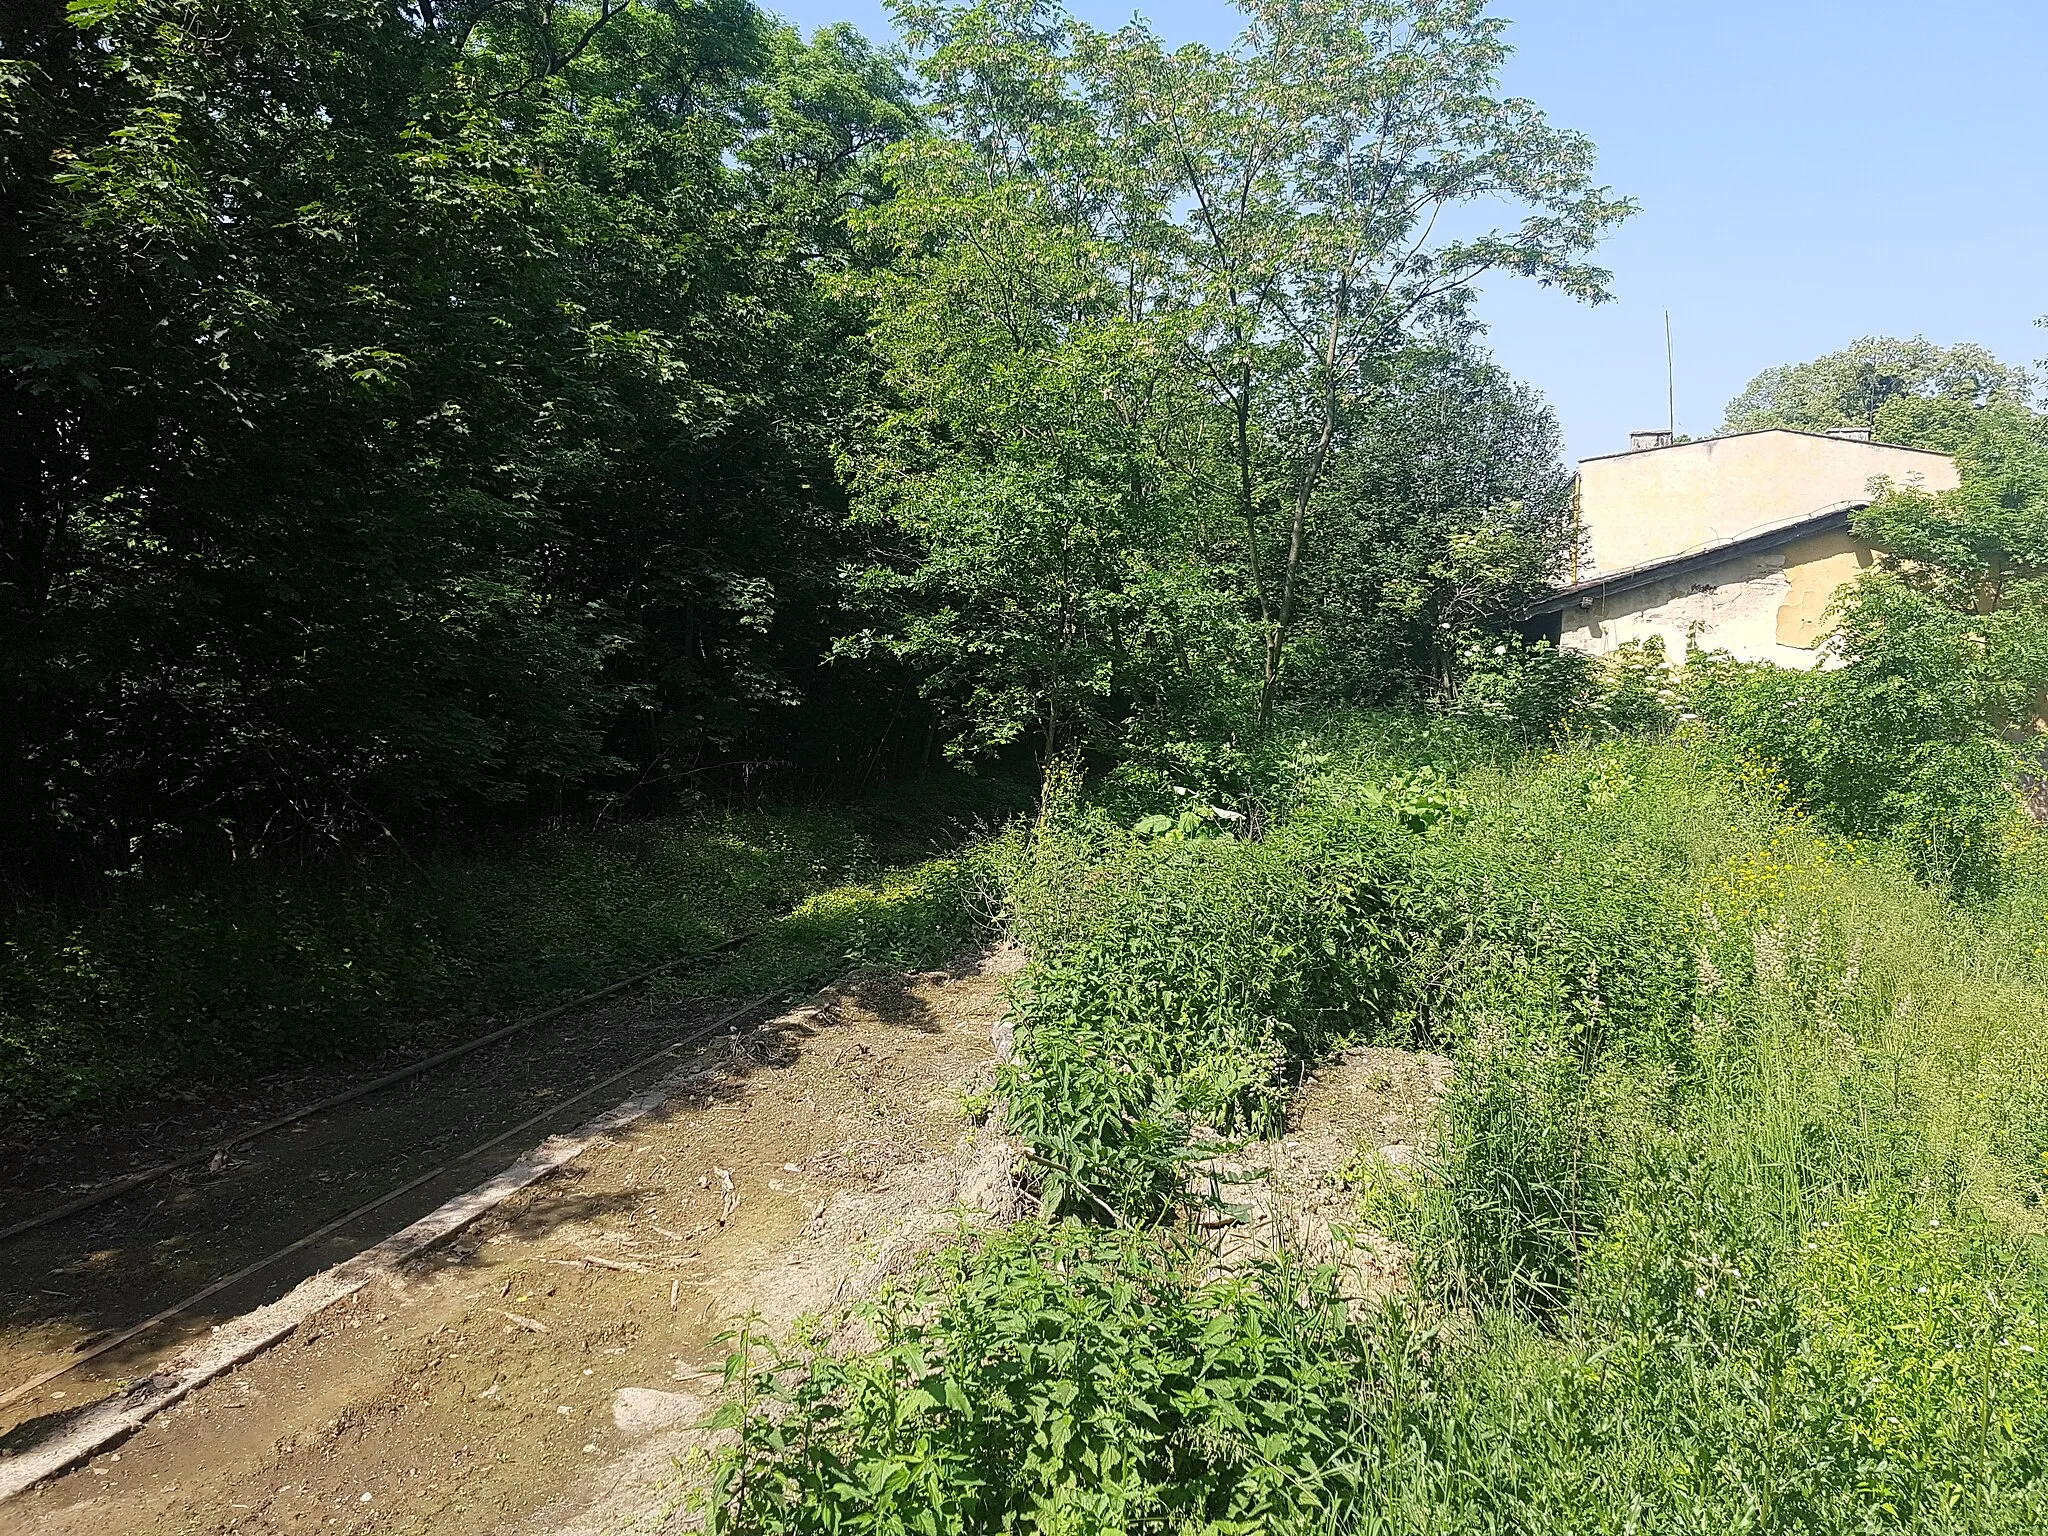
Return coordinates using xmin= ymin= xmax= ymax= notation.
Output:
xmin=705 ymin=719 xmax=2048 ymax=1534
xmin=0 ymin=773 xmax=1027 ymax=1119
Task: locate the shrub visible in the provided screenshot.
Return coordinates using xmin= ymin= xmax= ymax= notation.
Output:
xmin=1444 ymin=633 xmax=1604 ymax=745
xmin=707 ymin=1223 xmax=1384 ymax=1535
xmin=707 ymin=722 xmax=2048 ymax=1533
xmin=1405 ymin=741 xmax=1714 ymax=1067
xmin=1601 ymin=636 xmax=1680 ymax=735
xmin=998 ymin=737 xmax=1713 ymax=1228
xmin=999 ymin=806 xmax=1424 ymax=1221
xmin=1685 ymin=572 xmax=2034 ymax=899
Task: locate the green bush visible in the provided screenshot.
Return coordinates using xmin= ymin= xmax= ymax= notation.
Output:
xmin=997 ymin=736 xmax=1715 ymax=1229
xmin=1601 ymin=636 xmax=1681 ymax=735
xmin=1440 ymin=632 xmax=1679 ymax=748
xmin=708 ymin=1223 xmax=1387 ymax=1535
xmin=998 ymin=805 xmax=1423 ymax=1222
xmin=1412 ymin=741 xmax=1717 ymax=1063
xmin=1445 ymin=633 xmax=1605 ymax=745
xmin=1685 ymin=573 xmax=2033 ymax=900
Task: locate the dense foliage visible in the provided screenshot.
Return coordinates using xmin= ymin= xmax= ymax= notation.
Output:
xmin=709 ymin=729 xmax=2048 ymax=1533
xmin=845 ymin=0 xmax=1626 ymax=758
xmin=1722 ymin=334 xmax=2038 ymax=439
xmin=2 ymin=0 xmax=1614 ymax=886
xmin=1693 ymin=359 xmax=2048 ymax=898
xmin=2 ymin=0 xmax=917 ymax=877
xmin=13 ymin=5 xmax=2048 ymax=1525
xmin=1297 ymin=338 xmax=1576 ymax=701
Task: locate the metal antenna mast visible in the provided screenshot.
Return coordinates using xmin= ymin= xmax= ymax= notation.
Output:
xmin=1665 ymin=310 xmax=1675 ymax=438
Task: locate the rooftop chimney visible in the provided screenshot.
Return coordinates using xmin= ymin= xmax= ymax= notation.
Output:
xmin=1826 ymin=426 xmax=1873 ymax=443
xmin=1629 ymin=430 xmax=1674 ymax=452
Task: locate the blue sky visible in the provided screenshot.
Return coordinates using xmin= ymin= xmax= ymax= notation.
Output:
xmin=766 ymin=0 xmax=2048 ymax=466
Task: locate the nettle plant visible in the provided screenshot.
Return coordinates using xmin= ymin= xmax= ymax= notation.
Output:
xmin=1360 ymin=764 xmax=1470 ymax=835
xmin=1132 ymin=791 xmax=1247 ymax=845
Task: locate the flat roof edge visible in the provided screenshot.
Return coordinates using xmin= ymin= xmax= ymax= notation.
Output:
xmin=1578 ymin=427 xmax=1956 ymax=465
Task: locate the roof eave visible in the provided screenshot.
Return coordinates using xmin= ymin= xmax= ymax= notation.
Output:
xmin=1523 ymin=504 xmax=1864 ymax=616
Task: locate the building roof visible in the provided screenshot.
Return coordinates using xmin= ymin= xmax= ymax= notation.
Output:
xmin=1575 ymin=427 xmax=1955 ymax=466
xmin=1523 ymin=502 xmax=1864 ymax=616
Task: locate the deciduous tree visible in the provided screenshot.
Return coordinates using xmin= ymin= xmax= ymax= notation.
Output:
xmin=1722 ymin=335 xmax=2037 ymax=439
xmin=1087 ymin=0 xmax=1629 ymax=720
xmin=845 ymin=0 xmax=1626 ymax=761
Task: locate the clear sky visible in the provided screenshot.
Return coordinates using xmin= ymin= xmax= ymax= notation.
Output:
xmin=766 ymin=0 xmax=2048 ymax=465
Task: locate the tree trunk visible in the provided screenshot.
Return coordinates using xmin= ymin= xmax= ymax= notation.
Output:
xmin=1258 ymin=485 xmax=1313 ymax=725
xmin=1257 ymin=275 xmax=1358 ymax=726
xmin=1235 ymin=361 xmax=1271 ymax=629
xmin=1257 ymin=362 xmax=1344 ymax=726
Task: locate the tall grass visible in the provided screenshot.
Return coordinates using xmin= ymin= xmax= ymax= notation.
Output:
xmin=709 ymin=721 xmax=2048 ymax=1534
xmin=0 ymin=775 xmax=1024 ymax=1118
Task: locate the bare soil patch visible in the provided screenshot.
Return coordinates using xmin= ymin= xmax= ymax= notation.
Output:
xmin=0 ymin=992 xmax=761 ymax=1433
xmin=1202 ymin=1043 xmax=1452 ymax=1312
xmin=0 ymin=953 xmax=1021 ymax=1536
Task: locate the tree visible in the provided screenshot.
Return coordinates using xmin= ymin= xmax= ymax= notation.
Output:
xmin=1697 ymin=387 xmax=2048 ymax=897
xmin=1293 ymin=334 xmax=1573 ymax=700
xmin=5 ymin=0 xmax=625 ymax=869
xmin=0 ymin=0 xmax=917 ymax=877
xmin=1722 ymin=336 xmax=2037 ymax=440
xmin=534 ymin=16 xmax=921 ymax=781
xmin=848 ymin=0 xmax=1628 ymax=760
xmin=1083 ymin=0 xmax=1628 ymax=721
xmin=1858 ymin=406 xmax=2048 ymax=596
xmin=838 ymin=1 xmax=1250 ymax=765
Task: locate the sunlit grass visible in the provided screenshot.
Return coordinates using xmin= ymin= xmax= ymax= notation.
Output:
xmin=709 ymin=719 xmax=2048 ymax=1533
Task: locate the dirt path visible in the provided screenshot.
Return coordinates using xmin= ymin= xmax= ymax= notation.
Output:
xmin=0 ymin=955 xmax=1021 ymax=1536
xmin=0 ymin=990 xmax=772 ymax=1447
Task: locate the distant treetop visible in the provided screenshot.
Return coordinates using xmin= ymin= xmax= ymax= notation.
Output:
xmin=1722 ymin=336 xmax=2038 ymax=442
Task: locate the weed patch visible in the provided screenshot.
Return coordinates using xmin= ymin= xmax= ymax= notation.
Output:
xmin=706 ymin=718 xmax=2048 ymax=1533
xmin=0 ymin=778 xmax=1024 ymax=1118
xmin=709 ymin=1223 xmax=1389 ymax=1535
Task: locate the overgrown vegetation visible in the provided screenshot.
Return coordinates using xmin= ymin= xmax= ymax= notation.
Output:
xmin=695 ymin=355 xmax=2048 ymax=1520
xmin=707 ymin=722 xmax=2048 ymax=1534
xmin=3 ymin=0 xmax=1619 ymax=886
xmin=13 ymin=0 xmax=2048 ymax=1525
xmin=3 ymin=0 xmax=932 ymax=879
xmin=0 ymin=773 xmax=1024 ymax=1117
xmin=1684 ymin=376 xmax=2048 ymax=899
xmin=1 ymin=0 xmax=1636 ymax=1102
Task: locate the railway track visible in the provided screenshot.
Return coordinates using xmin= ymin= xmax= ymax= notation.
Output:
xmin=0 ymin=933 xmax=798 ymax=1459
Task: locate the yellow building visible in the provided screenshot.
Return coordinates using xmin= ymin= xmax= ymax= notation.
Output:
xmin=1525 ymin=428 xmax=1959 ymax=667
